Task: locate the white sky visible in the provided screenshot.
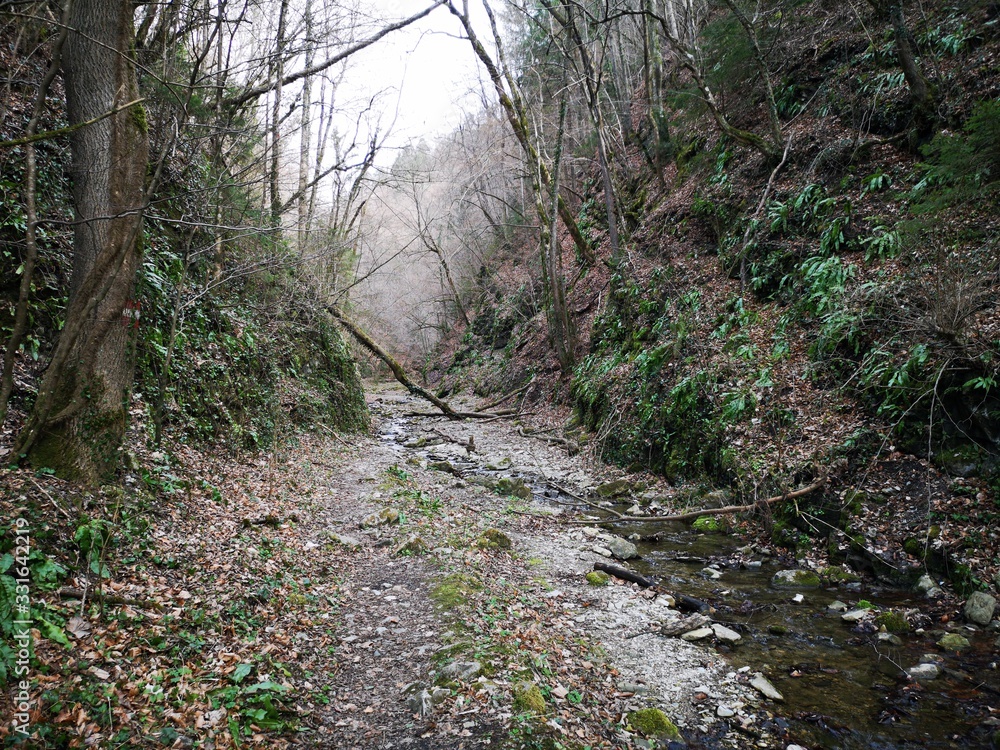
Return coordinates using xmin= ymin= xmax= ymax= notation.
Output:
xmin=347 ymin=0 xmax=493 ymax=151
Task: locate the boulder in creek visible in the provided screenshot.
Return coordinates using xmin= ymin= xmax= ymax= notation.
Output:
xmin=937 ymin=632 xmax=971 ymax=652
xmin=964 ymin=591 xmax=997 ymax=626
xmin=749 ymin=673 xmax=784 ymax=701
xmin=680 ymin=626 xmax=714 ymax=641
xmin=907 ymin=663 xmax=940 ymax=681
xmin=711 ymin=623 xmax=742 ymax=644
xmin=603 ymin=535 xmax=638 ymax=560
xmin=771 ymin=569 xmax=822 ymax=589
xmin=595 ymin=479 xmax=633 ymax=498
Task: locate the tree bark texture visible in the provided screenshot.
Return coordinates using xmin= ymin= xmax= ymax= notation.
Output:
xmin=20 ymin=0 xmax=149 ymax=482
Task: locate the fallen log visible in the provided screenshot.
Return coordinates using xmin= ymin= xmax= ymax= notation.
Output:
xmin=569 ymin=478 xmax=826 ymax=525
xmin=330 ymin=306 xmax=502 ymax=420
xmin=593 ymin=562 xmax=656 ymax=588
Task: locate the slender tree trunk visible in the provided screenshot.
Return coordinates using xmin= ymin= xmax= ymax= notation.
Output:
xmin=545 ymin=93 xmax=575 ymax=372
xmin=15 ymin=0 xmax=149 ymax=482
xmin=447 ymin=0 xmax=595 ymax=265
xmin=269 ymin=0 xmax=289 ymax=227
xmin=297 ymin=0 xmax=313 ymax=253
xmin=0 ymin=3 xmax=71 ymax=429
xmin=888 ymin=2 xmax=936 ymax=133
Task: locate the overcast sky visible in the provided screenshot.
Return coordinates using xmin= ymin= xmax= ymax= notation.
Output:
xmin=347 ymin=0 xmax=492 ymax=152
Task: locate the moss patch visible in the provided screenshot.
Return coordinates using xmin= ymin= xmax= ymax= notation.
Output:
xmin=628 ymin=708 xmax=682 ymax=741
xmin=513 ymin=682 xmax=546 ymax=714
xmin=586 ymin=571 xmax=610 ymax=586
xmin=431 ymin=573 xmax=483 ymax=610
xmin=476 ymin=528 xmax=513 ymax=550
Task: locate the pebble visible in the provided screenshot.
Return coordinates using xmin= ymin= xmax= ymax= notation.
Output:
xmin=791 ymin=594 xmax=804 ymax=604
xmin=828 ymin=600 xmax=848 ymax=612
xmin=717 ymin=706 xmax=736 ymax=718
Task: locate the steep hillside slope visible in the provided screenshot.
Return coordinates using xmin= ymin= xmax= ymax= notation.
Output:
xmin=436 ymin=0 xmax=1000 ymax=590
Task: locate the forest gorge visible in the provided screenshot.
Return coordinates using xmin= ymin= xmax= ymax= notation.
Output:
xmin=1 ymin=0 xmax=999 ymax=748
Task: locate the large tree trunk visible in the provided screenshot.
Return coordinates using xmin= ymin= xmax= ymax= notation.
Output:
xmin=15 ymin=0 xmax=149 ymax=483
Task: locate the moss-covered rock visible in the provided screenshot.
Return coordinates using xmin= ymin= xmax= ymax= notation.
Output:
xmin=496 ymin=477 xmax=531 ymax=499
xmin=513 ymin=681 xmax=546 ymax=714
xmin=821 ymin=566 xmax=861 ymax=585
xmin=586 ymin=571 xmax=611 ymax=586
xmin=595 ymin=479 xmax=633 ymax=498
xmin=692 ymin=515 xmax=728 ymax=532
xmin=628 ymin=708 xmax=683 ymax=741
xmin=395 ymin=535 xmax=428 ymax=556
xmin=875 ymin=609 xmax=910 ymax=634
xmin=771 ymin=569 xmax=822 ymax=589
xmin=476 ymin=528 xmax=513 ymax=550
xmin=360 ymin=507 xmax=401 ymax=528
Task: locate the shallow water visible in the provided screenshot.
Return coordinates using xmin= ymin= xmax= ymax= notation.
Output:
xmin=380 ymin=412 xmax=999 ymax=749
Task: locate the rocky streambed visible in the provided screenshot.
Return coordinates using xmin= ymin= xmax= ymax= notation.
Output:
xmin=373 ymin=386 xmax=1000 ymax=750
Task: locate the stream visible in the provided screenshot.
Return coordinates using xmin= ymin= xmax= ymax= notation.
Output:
xmin=377 ymin=408 xmax=999 ymax=749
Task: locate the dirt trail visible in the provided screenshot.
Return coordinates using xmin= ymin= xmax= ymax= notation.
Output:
xmin=289 ymin=383 xmax=781 ymax=749
xmin=1 ymin=381 xmax=784 ymax=750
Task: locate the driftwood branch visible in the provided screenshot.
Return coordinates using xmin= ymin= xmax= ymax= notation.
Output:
xmin=479 ymin=380 xmax=533 ymax=411
xmin=330 ymin=307 xmax=502 ymax=420
xmin=517 ymin=426 xmax=579 ymax=454
xmin=568 ymin=478 xmax=826 ymax=525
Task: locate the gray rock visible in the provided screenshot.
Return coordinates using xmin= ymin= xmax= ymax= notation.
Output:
xmin=964 ymin=591 xmax=997 ymax=626
xmin=711 ymin=624 xmax=742 ymax=644
xmin=938 ymin=632 xmax=971 ymax=651
xmin=701 ymin=568 xmax=723 ymax=580
xmin=496 ymin=477 xmax=532 ymax=499
xmin=842 ymin=609 xmax=871 ymax=623
xmin=716 ymin=706 xmax=736 ymax=718
xmin=595 ymin=479 xmax=633 ymax=498
xmin=406 ymin=688 xmax=434 ymax=716
xmin=915 ymin=574 xmax=945 ymax=599
xmin=701 ymin=489 xmax=732 ymax=508
xmin=591 ymin=545 xmax=613 ymax=558
xmin=878 ymin=632 xmax=904 ymax=646
xmin=395 ymin=535 xmax=428 ymax=556
xmin=680 ymin=627 xmax=714 ymax=641
xmin=827 ymin=600 xmax=848 ymax=612
xmin=604 ymin=536 xmax=639 ymax=561
xmin=919 ymin=653 xmax=943 ymax=664
xmin=907 ymin=663 xmax=940 ymax=681
xmin=617 ymin=682 xmax=650 ymax=694
xmin=750 ymin=673 xmax=784 ymax=701
xmin=327 ymin=531 xmax=363 ymax=550
xmin=360 ymin=508 xmax=401 ymax=528
xmin=440 ymin=660 xmax=482 ymax=682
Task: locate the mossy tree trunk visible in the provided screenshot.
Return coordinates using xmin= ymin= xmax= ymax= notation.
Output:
xmin=13 ymin=0 xmax=149 ymax=483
